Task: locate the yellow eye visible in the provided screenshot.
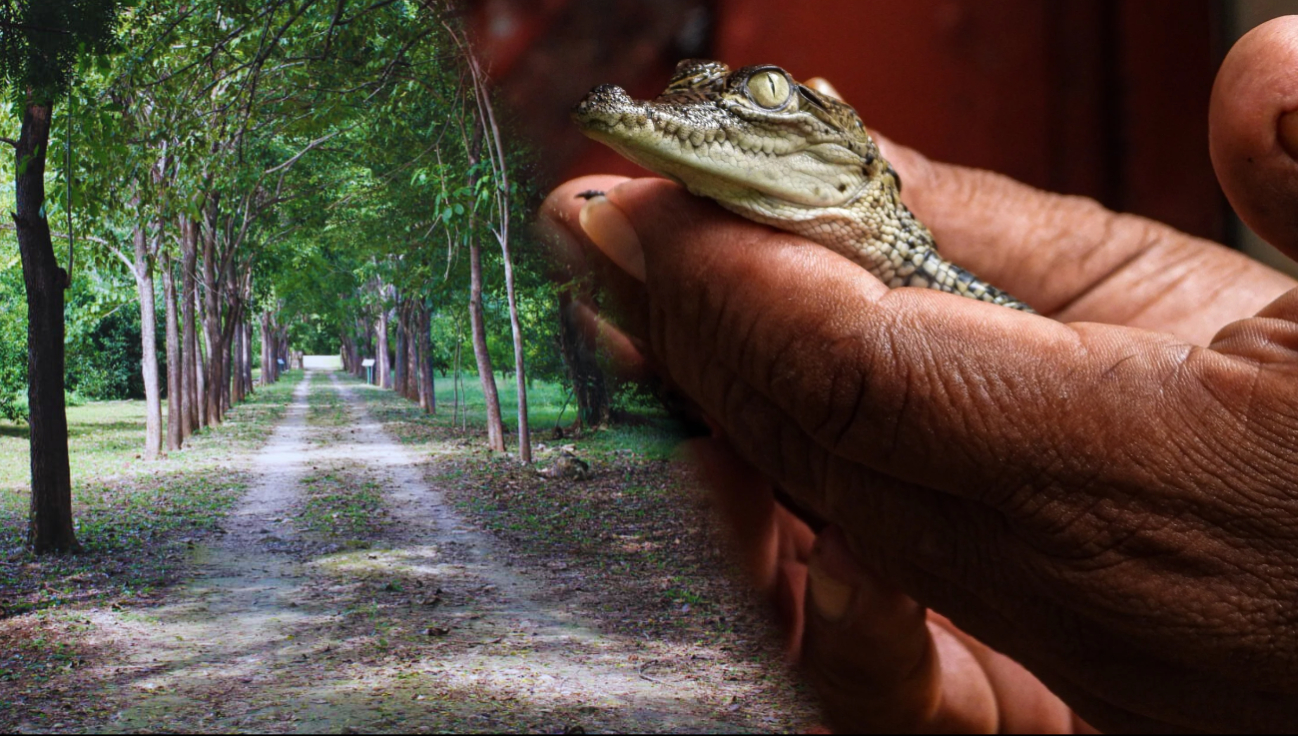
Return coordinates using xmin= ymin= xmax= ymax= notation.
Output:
xmin=746 ymin=70 xmax=791 ymax=110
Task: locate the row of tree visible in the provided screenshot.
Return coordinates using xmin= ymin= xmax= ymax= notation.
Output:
xmin=2 ymin=0 xmax=586 ymax=554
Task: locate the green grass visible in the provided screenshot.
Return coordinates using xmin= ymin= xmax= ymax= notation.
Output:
xmin=297 ymin=471 xmax=389 ymax=543
xmin=341 ymin=370 xmax=729 ymax=636
xmin=0 ymin=372 xmax=304 ymax=616
xmin=352 ymin=370 xmax=689 ymax=462
xmin=306 ymin=371 xmax=349 ymax=428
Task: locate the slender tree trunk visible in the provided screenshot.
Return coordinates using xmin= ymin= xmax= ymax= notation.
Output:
xmin=221 ymin=302 xmax=237 ymax=412
xmin=260 ymin=313 xmax=274 ymax=385
xmin=222 ymin=320 xmax=233 ymax=413
xmin=394 ymin=297 xmax=408 ymax=398
xmin=452 ymin=316 xmax=462 ymax=427
xmin=15 ymin=102 xmax=78 ymax=553
xmin=270 ymin=317 xmax=280 ymax=382
xmin=405 ymin=306 xmax=419 ymax=401
xmin=499 ymin=236 xmax=530 ymax=461
xmin=466 ymin=46 xmax=530 ymax=460
xmin=376 ymin=306 xmax=391 ymax=389
xmin=468 ymin=238 xmax=505 ymax=451
xmin=162 ymin=252 xmax=183 ymax=452
xmin=202 ymin=207 xmax=223 ymax=425
xmin=243 ymin=317 xmax=254 ymax=395
xmin=418 ymin=304 xmax=435 ymax=414
xmin=133 ymin=224 xmax=163 ymax=461
xmin=180 ymin=215 xmax=200 ymax=437
xmin=196 ymin=311 xmax=208 ymax=427
xmin=230 ymin=318 xmax=244 ymax=405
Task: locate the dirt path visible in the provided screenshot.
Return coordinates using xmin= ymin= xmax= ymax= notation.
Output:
xmin=72 ymin=371 xmax=798 ymax=733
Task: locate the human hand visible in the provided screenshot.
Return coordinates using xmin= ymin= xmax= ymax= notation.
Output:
xmin=688 ymin=437 xmax=1090 ymax=733
xmin=539 ymin=17 xmax=1298 ymax=732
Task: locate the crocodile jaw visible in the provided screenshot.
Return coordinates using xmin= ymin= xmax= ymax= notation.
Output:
xmin=573 ymin=84 xmax=869 ymax=212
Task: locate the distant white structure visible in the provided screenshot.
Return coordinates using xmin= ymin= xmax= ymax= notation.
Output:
xmin=303 ymin=355 xmax=343 ymax=371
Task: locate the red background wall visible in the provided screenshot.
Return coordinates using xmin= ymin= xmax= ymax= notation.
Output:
xmin=472 ymin=0 xmax=1226 ymax=242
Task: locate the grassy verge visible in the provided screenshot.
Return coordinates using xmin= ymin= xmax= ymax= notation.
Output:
xmin=353 ymin=370 xmax=689 ymax=462
xmin=343 ymin=371 xmax=772 ymax=647
xmin=0 ymin=372 xmax=303 ymax=691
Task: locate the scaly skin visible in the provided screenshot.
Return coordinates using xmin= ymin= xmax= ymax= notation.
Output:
xmin=572 ymin=59 xmax=1032 ymax=311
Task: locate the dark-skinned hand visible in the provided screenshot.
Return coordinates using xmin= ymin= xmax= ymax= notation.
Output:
xmin=539 ymin=17 xmax=1298 ymax=733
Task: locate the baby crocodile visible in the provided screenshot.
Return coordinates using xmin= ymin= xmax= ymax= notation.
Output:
xmin=573 ymin=59 xmax=1031 ymax=311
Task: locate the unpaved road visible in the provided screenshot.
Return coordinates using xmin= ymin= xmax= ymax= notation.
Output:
xmin=64 ymin=372 xmax=805 ymax=733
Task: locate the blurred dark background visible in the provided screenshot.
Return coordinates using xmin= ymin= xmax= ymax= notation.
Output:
xmin=465 ymin=0 xmax=1298 ymax=256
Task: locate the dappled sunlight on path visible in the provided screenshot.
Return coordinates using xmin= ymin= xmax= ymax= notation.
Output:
xmin=75 ymin=371 xmax=793 ymax=733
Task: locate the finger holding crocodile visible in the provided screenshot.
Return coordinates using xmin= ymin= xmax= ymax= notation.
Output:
xmin=599 ymin=178 xmax=1235 ymax=503
xmin=566 ymin=176 xmax=1298 ymax=731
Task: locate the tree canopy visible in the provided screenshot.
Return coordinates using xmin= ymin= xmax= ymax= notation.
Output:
xmin=0 ymin=0 xmax=598 ymax=550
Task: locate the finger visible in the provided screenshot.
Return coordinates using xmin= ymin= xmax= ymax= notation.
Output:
xmin=538 ymin=176 xmax=651 ymax=339
xmin=802 ymin=527 xmax=998 ymax=733
xmin=688 ymin=437 xmax=815 ymax=657
xmin=539 ymin=175 xmax=633 ymax=281
xmin=687 ymin=437 xmax=784 ymax=593
xmin=927 ymin=613 xmax=1080 ymax=734
xmin=804 ymin=77 xmax=843 ymax=100
xmin=600 ymin=178 xmax=1207 ymax=505
xmin=564 ymin=296 xmax=650 ymax=381
xmin=873 ymin=135 xmax=1294 ymax=344
xmin=840 ymin=507 xmax=1290 ymax=734
xmin=1210 ymin=16 xmax=1298 ymax=259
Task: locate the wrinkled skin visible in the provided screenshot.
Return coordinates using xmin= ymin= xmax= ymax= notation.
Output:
xmin=540 ymin=18 xmax=1298 ymax=733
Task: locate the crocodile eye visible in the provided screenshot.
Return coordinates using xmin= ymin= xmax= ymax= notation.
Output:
xmin=746 ymin=70 xmax=792 ymax=110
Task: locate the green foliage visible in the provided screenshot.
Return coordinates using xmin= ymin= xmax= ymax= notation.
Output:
xmin=0 ymin=0 xmax=598 ymax=436
xmin=66 ymin=300 xmax=144 ymax=400
xmin=0 ymin=254 xmax=24 ymax=422
xmin=0 ymin=0 xmax=121 ymax=104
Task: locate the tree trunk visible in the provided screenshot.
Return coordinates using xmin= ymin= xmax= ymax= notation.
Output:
xmin=499 ymin=231 xmax=530 ymax=461
xmin=230 ymin=318 xmax=244 ymax=405
xmin=394 ymin=297 xmax=408 ymax=398
xmin=202 ymin=206 xmax=224 ymax=425
xmin=196 ymin=309 xmax=208 ymax=427
xmin=260 ymin=313 xmax=274 ymax=385
xmin=468 ymin=239 xmax=505 ymax=452
xmin=180 ymin=215 xmax=200 ymax=436
xmin=243 ymin=317 xmax=254 ymax=395
xmin=222 ymin=324 xmax=232 ymax=413
xmin=558 ymin=291 xmax=610 ymax=429
xmin=376 ymin=306 xmax=391 ymax=389
xmin=15 ymin=102 xmax=79 ymax=553
xmin=406 ymin=306 xmax=419 ymax=401
xmin=418 ymin=303 xmax=435 ymax=414
xmin=341 ymin=331 xmax=356 ymax=375
xmin=469 ymin=46 xmax=530 ymax=460
xmin=162 ymin=252 xmax=183 ymax=452
xmin=133 ymin=224 xmax=163 ymax=461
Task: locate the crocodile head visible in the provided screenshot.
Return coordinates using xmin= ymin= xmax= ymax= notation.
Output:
xmin=573 ymin=59 xmax=898 ymax=220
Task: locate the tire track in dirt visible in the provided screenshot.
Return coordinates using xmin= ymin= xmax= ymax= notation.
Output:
xmin=78 ymin=371 xmax=794 ymax=733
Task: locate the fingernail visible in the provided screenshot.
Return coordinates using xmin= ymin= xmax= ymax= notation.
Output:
xmin=804 ymin=77 xmax=843 ymax=101
xmin=1280 ymin=110 xmax=1298 ymax=161
xmin=580 ymin=195 xmax=646 ymax=282
xmin=806 ymin=527 xmax=867 ymax=624
xmin=807 ymin=566 xmax=854 ymax=623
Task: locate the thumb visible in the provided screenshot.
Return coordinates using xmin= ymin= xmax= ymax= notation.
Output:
xmin=1210 ymin=16 xmax=1298 ymax=258
xmin=801 ymin=527 xmax=997 ymax=734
